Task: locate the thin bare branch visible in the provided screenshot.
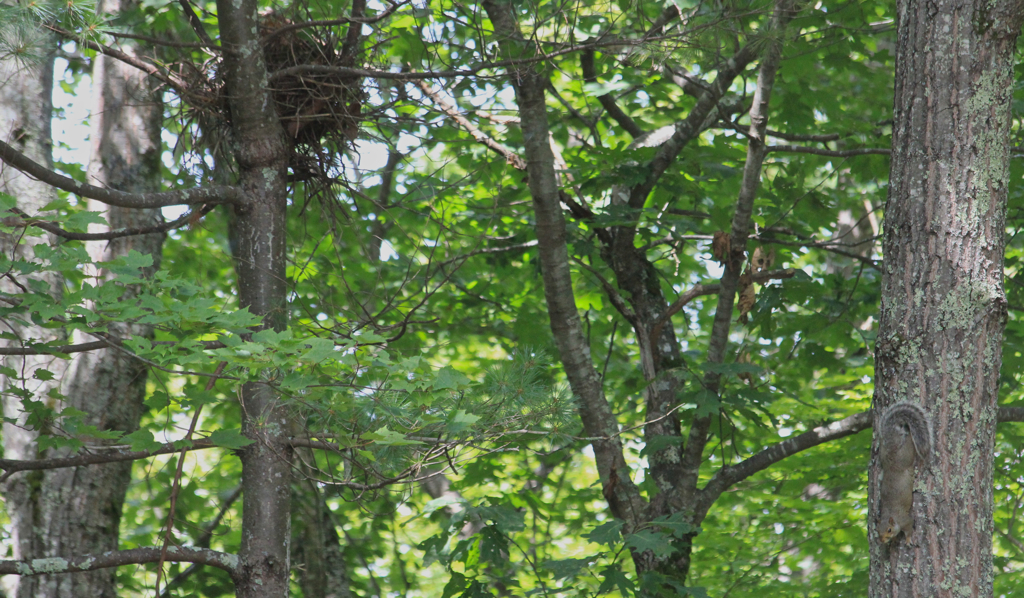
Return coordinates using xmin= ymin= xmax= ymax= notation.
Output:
xmin=260 ymin=1 xmax=409 ymax=44
xmin=626 ymin=43 xmax=758 ymax=209
xmin=46 ymin=24 xmax=190 ymax=94
xmin=691 ymin=405 xmax=1024 ymax=523
xmin=5 ymin=205 xmax=210 ymax=241
xmin=696 ymin=411 xmax=870 ymax=520
xmin=0 ymin=332 xmax=225 ymax=356
xmin=572 ymin=256 xmax=637 ymax=322
xmin=157 ymin=362 xmax=226 ymax=595
xmin=176 ymin=0 xmax=217 ymax=47
xmin=0 ymin=139 xmax=241 ymax=208
xmin=415 ymin=80 xmax=527 ymax=169
xmin=103 ymin=31 xmax=212 ymax=49
xmin=768 ymin=144 xmax=890 ymax=157
xmin=160 ymin=486 xmax=243 ymax=596
xmin=650 ymin=268 xmax=796 ymax=342
xmin=0 ymin=440 xmax=218 ymax=482
xmin=581 ymin=50 xmax=643 ymax=138
xmin=0 ymin=547 xmax=238 ymax=576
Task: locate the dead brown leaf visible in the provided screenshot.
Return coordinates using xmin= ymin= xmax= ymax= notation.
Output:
xmin=737 ymin=276 xmax=756 ymax=323
xmin=750 ymin=246 xmax=775 ymax=274
xmin=712 ymin=231 xmax=730 ymax=264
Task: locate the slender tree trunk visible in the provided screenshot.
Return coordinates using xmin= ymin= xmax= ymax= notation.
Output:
xmin=214 ymin=0 xmax=292 ymax=595
xmin=870 ymin=1 xmax=1024 ymax=596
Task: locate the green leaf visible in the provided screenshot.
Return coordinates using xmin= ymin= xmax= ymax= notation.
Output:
xmin=625 ymin=530 xmax=677 ymax=559
xmin=446 ymin=409 xmax=481 ymax=433
xmin=33 ymin=368 xmax=54 ymax=381
xmin=122 ymin=429 xmax=163 ymax=452
xmin=301 ymin=337 xmax=336 ymax=363
xmin=585 ymin=519 xmax=623 ymax=546
xmin=441 ymin=572 xmax=468 ymax=598
xmin=64 ymin=210 xmax=107 ymax=231
xmin=0 ymin=191 xmax=16 ymax=212
xmin=208 ymin=428 xmax=254 ymax=449
xmin=432 ymin=366 xmax=470 ymax=390
xmin=361 ymin=427 xmax=423 ymax=446
xmin=145 ymin=391 xmax=171 ymax=410
xmin=598 ymin=566 xmax=635 ymax=597
xmin=542 ymin=558 xmax=591 ymax=580
xmin=478 ymin=526 xmax=508 ymax=564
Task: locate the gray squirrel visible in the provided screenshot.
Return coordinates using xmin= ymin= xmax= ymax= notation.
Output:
xmin=877 ymin=402 xmax=932 ymax=544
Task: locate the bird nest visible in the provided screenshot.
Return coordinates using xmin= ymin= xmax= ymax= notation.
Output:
xmin=182 ymin=12 xmax=365 ymax=185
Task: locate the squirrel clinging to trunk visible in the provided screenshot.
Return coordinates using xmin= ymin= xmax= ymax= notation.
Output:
xmin=877 ymin=402 xmax=932 ymax=544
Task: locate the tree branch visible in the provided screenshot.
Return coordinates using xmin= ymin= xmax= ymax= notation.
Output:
xmin=160 ymin=485 xmax=243 ymax=596
xmin=46 ymin=24 xmax=190 ymax=94
xmin=625 ymin=43 xmax=759 ymax=210
xmin=415 ymin=80 xmax=527 ymax=169
xmin=581 ymin=49 xmax=644 ymax=138
xmin=571 ymin=256 xmax=637 ymax=322
xmin=0 ymin=547 xmax=238 ymax=577
xmin=679 ymin=0 xmax=796 ymax=492
xmin=481 ymin=0 xmax=647 ymax=529
xmin=268 ymin=37 xmax=678 ymax=83
xmin=691 ymin=405 xmax=1024 ymax=523
xmin=260 ymin=0 xmax=408 ymax=44
xmin=650 ymin=268 xmax=796 ymax=342
xmin=0 ymin=139 xmax=241 ymax=208
xmin=695 ymin=411 xmax=870 ymax=520
xmin=5 ymin=205 xmax=210 ymax=241
xmin=0 ymin=440 xmax=218 ymax=482
xmin=0 ymin=333 xmax=225 ymax=356
xmin=767 ymin=144 xmax=890 ymax=157
xmin=176 ymin=0 xmax=217 ymax=47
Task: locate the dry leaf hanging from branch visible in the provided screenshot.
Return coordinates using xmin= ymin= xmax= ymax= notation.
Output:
xmin=750 ymin=246 xmax=775 ymax=274
xmin=737 ymin=275 xmax=756 ymax=323
xmin=712 ymin=231 xmax=730 ymax=265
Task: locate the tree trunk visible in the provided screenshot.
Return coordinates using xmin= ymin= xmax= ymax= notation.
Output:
xmin=870 ymin=1 xmax=1024 ymax=596
xmin=214 ymin=0 xmax=293 ymax=595
xmin=1 ymin=12 xmax=165 ymax=596
xmin=0 ymin=33 xmax=67 ymax=598
xmin=292 ymin=476 xmax=353 ymax=598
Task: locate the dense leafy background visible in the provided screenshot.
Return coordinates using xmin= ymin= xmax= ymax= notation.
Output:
xmin=2 ymin=0 xmax=1024 ymax=596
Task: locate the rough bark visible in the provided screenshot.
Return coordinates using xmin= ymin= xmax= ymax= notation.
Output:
xmin=214 ymin=0 xmax=293 ymax=595
xmin=292 ymin=477 xmax=353 ymax=598
xmin=1 ymin=10 xmax=165 ymax=596
xmin=870 ymin=1 xmax=1024 ymax=596
xmin=0 ymin=33 xmax=68 ymax=598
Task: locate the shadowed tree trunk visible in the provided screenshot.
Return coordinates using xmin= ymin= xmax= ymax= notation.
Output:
xmin=1 ymin=6 xmax=165 ymax=595
xmin=292 ymin=476 xmax=353 ymax=598
xmin=0 ymin=34 xmax=67 ymax=598
xmin=869 ymin=1 xmax=1024 ymax=595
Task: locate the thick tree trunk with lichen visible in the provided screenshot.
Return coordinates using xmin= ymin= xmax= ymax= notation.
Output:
xmin=0 ymin=11 xmax=165 ymax=596
xmin=869 ymin=1 xmax=1024 ymax=596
